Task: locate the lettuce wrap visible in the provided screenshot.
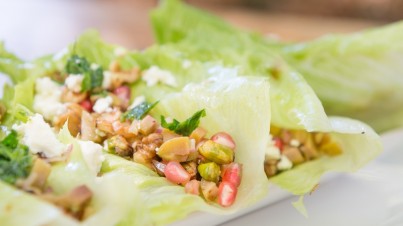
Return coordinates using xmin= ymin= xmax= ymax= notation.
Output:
xmin=150 ymin=0 xmax=382 ymax=192
xmin=0 ymin=20 xmax=382 ymax=225
xmin=277 ymin=22 xmax=403 ymax=132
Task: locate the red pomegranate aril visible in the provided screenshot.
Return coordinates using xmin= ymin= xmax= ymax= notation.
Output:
xmin=222 ymin=163 xmax=242 ymax=187
xmin=211 ymin=132 xmax=236 ymax=150
xmin=164 ymin=162 xmax=191 ymax=184
xmin=114 ymin=85 xmax=131 ymax=101
xmin=184 ymin=180 xmax=200 ymax=195
xmin=218 ymin=182 xmax=237 ymax=207
xmin=273 ymin=137 xmax=283 ymax=151
xmin=79 ymin=99 xmax=93 ymax=112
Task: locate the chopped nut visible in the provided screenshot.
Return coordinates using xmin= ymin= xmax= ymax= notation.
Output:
xmin=182 ymin=161 xmax=198 ymax=179
xmin=107 ymin=135 xmax=132 ymax=156
xmin=198 ymin=140 xmax=234 ymax=164
xmin=61 ymin=87 xmax=87 ymax=103
xmin=157 ymin=137 xmax=191 ymax=162
xmin=299 ymin=134 xmax=319 ymax=160
xmin=282 ymin=146 xmax=305 ymax=164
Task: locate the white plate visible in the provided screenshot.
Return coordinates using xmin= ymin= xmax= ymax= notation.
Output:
xmin=173 ymin=128 xmax=403 ymax=226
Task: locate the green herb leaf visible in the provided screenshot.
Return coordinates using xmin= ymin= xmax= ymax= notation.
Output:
xmin=0 ymin=130 xmax=32 ymax=184
xmin=65 ymin=54 xmax=104 ymax=92
xmin=161 ymin=109 xmax=206 ymax=136
xmin=66 ymin=55 xmax=90 ymax=75
xmin=122 ymin=101 xmax=159 ymax=121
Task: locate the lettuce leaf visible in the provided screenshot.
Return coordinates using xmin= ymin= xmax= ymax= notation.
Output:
xmin=102 ymin=76 xmax=271 ymax=225
xmin=150 ymin=0 xmax=382 ymax=193
xmin=151 ymin=0 xmax=331 ymax=132
xmin=278 ymin=22 xmax=403 ymax=132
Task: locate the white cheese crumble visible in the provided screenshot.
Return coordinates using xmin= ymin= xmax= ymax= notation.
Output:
xmin=128 ymin=95 xmax=145 ymax=109
xmin=277 ymin=155 xmax=293 ymax=170
xmin=65 ymin=74 xmax=84 ymax=93
xmin=13 ymin=114 xmax=66 ymax=158
xmin=91 ymin=63 xmax=99 ymax=70
xmin=290 ymin=139 xmax=300 ymax=147
xmin=142 ymin=66 xmax=177 ymax=87
xmin=265 ymin=136 xmax=281 ymax=160
xmin=33 ymin=77 xmax=67 ymax=122
xmin=93 ymin=96 xmax=113 ymax=113
xmin=78 ymin=140 xmax=105 ymax=175
xmin=102 ymin=71 xmax=113 ymax=89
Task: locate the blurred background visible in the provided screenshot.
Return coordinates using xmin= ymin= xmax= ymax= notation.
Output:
xmin=0 ymin=0 xmax=398 ymax=60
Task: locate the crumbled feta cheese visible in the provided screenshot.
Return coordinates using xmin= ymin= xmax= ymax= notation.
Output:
xmin=266 ymin=146 xmax=281 ymax=160
xmin=142 ymin=66 xmax=177 ymax=87
xmin=128 ymin=96 xmax=145 ymax=109
xmin=93 ymin=96 xmax=113 ymax=113
xmin=78 ymin=140 xmax=105 ymax=175
xmin=33 ymin=77 xmax=67 ymax=122
xmin=290 ymin=139 xmax=300 ymax=147
xmin=13 ymin=114 xmax=66 ymax=158
xmin=102 ymin=71 xmax=113 ymax=89
xmin=65 ymin=74 xmax=84 ymax=93
xmin=277 ymin=155 xmax=293 ymax=171
xmin=91 ymin=63 xmax=99 ymax=70
xmin=265 ymin=136 xmax=281 ymax=160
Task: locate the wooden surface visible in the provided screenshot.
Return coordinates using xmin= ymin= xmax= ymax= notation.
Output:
xmin=0 ymin=0 xmax=383 ymax=60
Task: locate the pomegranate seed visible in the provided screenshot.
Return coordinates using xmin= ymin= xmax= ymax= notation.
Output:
xmin=114 ymin=85 xmax=131 ymax=101
xmin=184 ymin=180 xmax=200 ymax=195
xmin=164 ymin=162 xmax=191 ymax=184
xmin=218 ymin=181 xmax=237 ymax=207
xmin=79 ymin=99 xmax=93 ymax=112
xmin=222 ymin=163 xmax=242 ymax=187
xmin=273 ymin=137 xmax=283 ymax=151
xmin=211 ymin=132 xmax=236 ymax=150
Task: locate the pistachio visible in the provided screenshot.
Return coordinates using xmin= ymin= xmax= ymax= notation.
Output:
xmin=200 ymin=179 xmax=219 ymax=202
xmin=198 ymin=162 xmax=221 ymax=183
xmin=198 ymin=140 xmax=234 ymax=164
xmin=157 ymin=137 xmax=191 ymax=162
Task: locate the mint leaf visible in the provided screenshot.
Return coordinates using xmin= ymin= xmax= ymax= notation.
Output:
xmin=161 ymin=109 xmax=206 ymax=136
xmin=66 ymin=55 xmax=90 ymax=75
xmin=0 ymin=130 xmax=32 ymax=184
xmin=122 ymin=101 xmax=159 ymax=121
xmin=65 ymin=55 xmax=103 ymax=92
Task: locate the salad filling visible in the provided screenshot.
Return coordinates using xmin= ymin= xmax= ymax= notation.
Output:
xmin=265 ymin=126 xmax=342 ymax=178
xmin=31 ymin=55 xmax=242 ymax=207
xmin=0 ymin=124 xmax=93 ymax=220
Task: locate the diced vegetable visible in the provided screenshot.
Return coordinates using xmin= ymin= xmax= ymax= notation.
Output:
xmin=184 ymin=179 xmax=200 ymax=195
xmin=200 ymin=179 xmax=219 ymax=202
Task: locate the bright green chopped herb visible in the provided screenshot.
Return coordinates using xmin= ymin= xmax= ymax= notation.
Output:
xmin=0 ymin=130 xmax=32 ymax=185
xmin=65 ymin=54 xmax=104 ymax=92
xmin=161 ymin=109 xmax=206 ymax=136
xmin=121 ymin=101 xmax=159 ymax=121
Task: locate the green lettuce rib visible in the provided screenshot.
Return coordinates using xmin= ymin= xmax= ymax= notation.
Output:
xmin=278 ymin=22 xmax=403 ymax=132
